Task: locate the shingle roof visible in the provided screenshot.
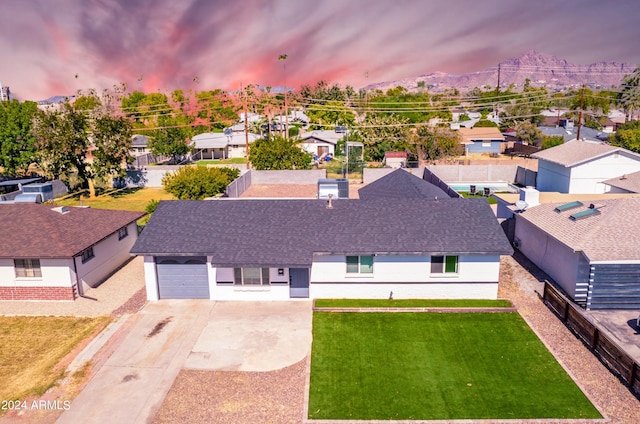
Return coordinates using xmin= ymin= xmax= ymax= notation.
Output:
xmin=602 ymin=171 xmax=640 ymax=193
xmin=358 ymin=169 xmax=451 ymax=200
xmin=131 ymin=198 xmax=513 ymax=267
xmin=458 ymin=127 xmax=505 ymax=142
xmin=299 ymin=130 xmax=344 ymax=144
xmin=0 ymin=204 xmax=145 ymax=258
xmin=516 ymin=197 xmax=640 ymax=262
xmin=531 ymin=140 xmax=640 ymax=167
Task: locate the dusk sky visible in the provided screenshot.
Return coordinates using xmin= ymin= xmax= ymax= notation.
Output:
xmin=2 ymin=0 xmax=639 ymax=101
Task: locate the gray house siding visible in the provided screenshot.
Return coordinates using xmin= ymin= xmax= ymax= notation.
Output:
xmin=587 ymin=263 xmax=640 ymax=310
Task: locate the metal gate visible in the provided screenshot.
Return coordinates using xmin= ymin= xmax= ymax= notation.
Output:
xmin=156 ymin=256 xmax=210 ymax=299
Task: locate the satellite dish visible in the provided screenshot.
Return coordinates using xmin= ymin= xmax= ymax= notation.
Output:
xmin=515 ymin=200 xmax=528 ymax=211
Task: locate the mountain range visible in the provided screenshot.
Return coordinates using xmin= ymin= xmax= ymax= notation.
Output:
xmin=365 ymin=50 xmax=637 ymax=93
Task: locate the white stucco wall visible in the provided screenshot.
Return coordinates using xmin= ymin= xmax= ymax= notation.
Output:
xmin=568 ymin=153 xmax=640 ymax=194
xmin=211 ymin=267 xmax=291 ymax=300
xmin=0 ymin=258 xmax=73 ymax=287
xmin=301 ymin=141 xmax=335 ymax=157
xmin=310 ymin=254 xmax=500 ymax=283
xmin=514 ymin=216 xmax=581 ymax=296
xmin=309 ymin=282 xmax=498 ymax=299
xmin=536 ymin=161 xmax=571 ymax=193
xmin=74 ymin=222 xmax=139 ymax=292
xmin=143 ymin=256 xmax=159 ymax=301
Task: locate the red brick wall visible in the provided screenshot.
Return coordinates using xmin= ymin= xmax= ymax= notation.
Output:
xmin=0 ymin=286 xmax=77 ymax=301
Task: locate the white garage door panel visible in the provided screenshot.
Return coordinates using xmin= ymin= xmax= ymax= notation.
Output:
xmin=156 ymin=257 xmax=209 ymax=299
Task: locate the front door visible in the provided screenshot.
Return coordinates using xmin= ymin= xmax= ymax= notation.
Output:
xmin=289 ymin=268 xmax=309 ymax=298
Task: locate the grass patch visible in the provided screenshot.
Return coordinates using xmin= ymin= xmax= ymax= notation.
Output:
xmin=0 ymin=316 xmax=110 ymax=404
xmin=314 ymin=298 xmax=512 ymax=308
xmin=309 ymin=312 xmax=600 ymax=420
xmin=196 ymin=158 xmax=247 ymax=165
xmin=56 ymin=187 xmax=175 ymax=212
xmin=459 ymin=191 xmax=498 ymax=204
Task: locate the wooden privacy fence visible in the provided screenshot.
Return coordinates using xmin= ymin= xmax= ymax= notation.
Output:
xmin=543 ymin=282 xmax=640 ymax=399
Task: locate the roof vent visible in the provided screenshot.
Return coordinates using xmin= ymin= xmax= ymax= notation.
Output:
xmin=51 ymin=206 xmax=69 ymax=215
xmin=326 ymin=193 xmax=333 ymax=209
xmin=620 ymin=174 xmax=627 ymax=180
xmin=589 ymin=203 xmax=605 ymax=210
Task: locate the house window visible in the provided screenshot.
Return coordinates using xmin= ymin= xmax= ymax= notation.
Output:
xmin=14 ymin=259 xmax=42 ymax=278
xmin=482 ymin=141 xmax=491 ymax=147
xmin=234 ymin=268 xmax=270 ymax=286
xmin=81 ymin=247 xmax=95 ymax=264
xmin=137 ymin=147 xmax=145 ymax=153
xmin=118 ymin=226 xmax=128 ymax=240
xmin=346 ymin=255 xmax=374 ymax=274
xmin=431 ymin=256 xmax=458 ymax=274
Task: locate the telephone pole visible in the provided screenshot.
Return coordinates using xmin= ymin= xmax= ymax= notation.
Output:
xmin=279 ymin=54 xmax=288 ymax=138
xmin=242 ymin=84 xmax=250 ymax=168
xmin=576 ymin=84 xmax=585 ymax=141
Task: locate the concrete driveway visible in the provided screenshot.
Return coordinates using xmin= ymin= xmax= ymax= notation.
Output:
xmin=56 ymin=300 xmax=312 ymax=424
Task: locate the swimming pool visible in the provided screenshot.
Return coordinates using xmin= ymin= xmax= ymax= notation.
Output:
xmin=447 ymin=182 xmax=519 ymax=193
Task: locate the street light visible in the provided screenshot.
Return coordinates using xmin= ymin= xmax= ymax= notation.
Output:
xmin=278 ymin=54 xmax=288 ymax=138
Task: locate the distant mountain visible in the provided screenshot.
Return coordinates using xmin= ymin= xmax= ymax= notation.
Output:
xmin=366 ymin=50 xmax=637 ymax=93
xmin=37 ymin=95 xmax=75 ymax=105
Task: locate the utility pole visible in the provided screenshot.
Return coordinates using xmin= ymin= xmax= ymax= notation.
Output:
xmin=279 ymin=54 xmax=288 ymax=138
xmin=495 ymin=64 xmax=501 ymax=117
xmin=242 ymin=84 xmax=250 ymax=168
xmin=576 ymin=84 xmax=585 ymax=141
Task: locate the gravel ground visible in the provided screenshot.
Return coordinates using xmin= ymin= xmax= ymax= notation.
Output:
xmin=151 ymin=253 xmax=640 ymax=424
xmin=0 ymin=256 xmax=146 ymax=317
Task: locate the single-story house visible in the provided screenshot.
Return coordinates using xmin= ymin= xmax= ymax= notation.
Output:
xmin=602 ymin=170 xmax=640 ymax=193
xmin=299 ymin=130 xmax=345 ymax=159
xmin=537 ymin=125 xmax=609 ymax=143
xmin=0 ymin=204 xmax=144 ymax=301
xmin=130 ymin=135 xmax=151 ymax=156
xmin=532 ymin=140 xmax=640 ymax=194
xmin=514 ymin=197 xmax=640 ymax=310
xmin=358 ymin=169 xmax=453 ymax=200
xmin=382 ymin=151 xmax=408 ymax=168
xmin=191 ymin=132 xmax=261 ymax=160
xmin=458 ymin=127 xmax=506 ymax=154
xmin=130 ymin=198 xmax=513 ymax=301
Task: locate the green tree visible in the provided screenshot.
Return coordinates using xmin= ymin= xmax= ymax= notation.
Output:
xmin=148 ymin=115 xmax=191 ymax=163
xmin=515 ymin=121 xmax=542 ymax=145
xmin=358 ymin=114 xmax=411 ymax=161
xmin=541 ymin=135 xmax=564 ymax=150
xmin=306 ymin=101 xmax=355 ymax=130
xmin=249 ymin=136 xmax=312 ymax=170
xmin=162 ymin=166 xmax=240 ymax=200
xmin=619 ymin=67 xmax=640 ymax=122
xmin=411 ymin=126 xmax=462 ymax=162
xmin=0 ymin=100 xmax=39 ymax=175
xmin=474 ymin=119 xmax=499 ymax=128
xmin=611 ymin=120 xmax=640 ymax=152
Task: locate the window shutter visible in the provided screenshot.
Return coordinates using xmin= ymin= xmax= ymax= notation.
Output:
xmin=234 ymin=268 xmax=242 ymax=285
xmin=261 ymin=268 xmax=270 ymax=285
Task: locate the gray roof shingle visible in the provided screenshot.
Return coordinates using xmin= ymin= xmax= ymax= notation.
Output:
xmin=131 ymin=198 xmax=513 ymax=267
xmin=358 ymin=169 xmax=451 ymax=200
xmin=531 ymin=140 xmax=640 ymax=167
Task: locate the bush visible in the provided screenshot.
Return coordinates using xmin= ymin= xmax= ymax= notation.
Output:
xmin=162 ymin=166 xmax=240 ymax=200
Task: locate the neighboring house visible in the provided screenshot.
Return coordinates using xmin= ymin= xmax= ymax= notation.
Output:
xmin=130 ymin=135 xmax=151 ymax=156
xmin=382 ymin=151 xmax=408 ymax=168
xmin=191 ymin=132 xmax=261 ymax=160
xmin=603 ymin=171 xmax=640 ymax=193
xmin=532 ymin=140 xmax=640 ymax=194
xmin=458 ymin=127 xmax=506 ymax=154
xmin=358 ymin=169 xmax=452 ymax=200
xmin=514 ymin=198 xmax=640 ymax=310
xmin=130 ymin=198 xmax=512 ymax=301
xmin=299 ymin=130 xmax=345 ymax=159
xmin=538 ymin=124 xmax=609 ymax=143
xmin=0 ymin=204 xmax=144 ymax=301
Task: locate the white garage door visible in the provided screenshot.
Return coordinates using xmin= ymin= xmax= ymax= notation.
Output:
xmin=156 ymin=256 xmax=210 ymax=299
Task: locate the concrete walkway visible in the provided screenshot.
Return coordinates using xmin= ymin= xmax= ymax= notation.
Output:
xmin=57 ymin=300 xmax=214 ymax=424
xmin=56 ymin=300 xmax=313 ymax=424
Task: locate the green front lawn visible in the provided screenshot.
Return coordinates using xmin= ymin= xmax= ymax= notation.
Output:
xmin=314 ymin=299 xmax=512 ymax=308
xmin=460 ymin=191 xmax=498 ymax=204
xmin=309 ymin=312 xmax=600 ymax=420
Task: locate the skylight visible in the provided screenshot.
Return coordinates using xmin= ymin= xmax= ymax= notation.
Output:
xmin=555 ymin=201 xmax=583 ymax=212
xmin=569 ymin=208 xmax=601 ymax=221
